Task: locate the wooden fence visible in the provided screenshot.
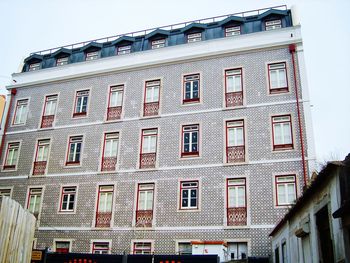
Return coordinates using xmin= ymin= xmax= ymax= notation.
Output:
xmin=0 ymin=196 xmax=36 ymax=263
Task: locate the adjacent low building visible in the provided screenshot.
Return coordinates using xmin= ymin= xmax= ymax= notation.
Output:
xmin=270 ymin=154 xmax=350 ymax=263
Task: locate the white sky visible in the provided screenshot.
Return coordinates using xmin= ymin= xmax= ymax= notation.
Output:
xmin=0 ymin=0 xmax=349 ymax=164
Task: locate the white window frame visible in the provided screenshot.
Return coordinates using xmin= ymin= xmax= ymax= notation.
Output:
xmin=272 ymin=115 xmax=293 ymax=150
xmin=179 ymin=181 xmax=199 ymax=210
xmin=91 ymin=241 xmax=111 ymax=254
xmin=151 ymin=39 xmax=165 ymax=49
xmin=181 ymin=124 xmax=199 ymax=157
xmin=275 ymin=175 xmax=297 ymax=206
xmin=183 ymin=74 xmax=200 ymax=103
xmin=268 ymin=62 xmax=288 ymax=93
xmin=13 ymin=99 xmax=29 ymax=125
xmin=265 ymin=19 xmax=282 ymax=31
xmin=225 ymin=26 xmax=241 ymax=37
xmin=187 ymin=32 xmax=202 ymax=43
xmin=53 ymin=239 xmax=73 ymax=253
xmin=73 ymin=90 xmax=89 ymax=116
xmin=85 ymin=51 xmax=99 ymax=61
xmin=117 ymin=45 xmax=131 ymax=55
xmin=59 ymin=186 xmax=77 ymax=212
xmin=66 ymin=136 xmax=83 ymax=165
xmin=141 ymin=129 xmax=158 ymax=154
xmin=3 ymin=141 xmax=21 ymax=171
xmin=29 ymin=63 xmax=40 ymax=71
xmin=145 ymin=80 xmax=160 ymax=103
xmin=0 ymin=187 xmax=13 ymax=198
xmin=56 ymin=57 xmax=69 ymax=66
xmin=132 ymin=240 xmax=154 ymax=255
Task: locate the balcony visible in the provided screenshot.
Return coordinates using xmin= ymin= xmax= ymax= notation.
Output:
xmin=227 ymin=207 xmax=247 ymax=226
xmin=41 ymin=115 xmax=55 ymax=128
xmin=107 ymin=106 xmax=122 ymax=121
xmin=101 ymin=157 xmax=117 ymax=172
xmin=227 ymin=146 xmax=245 ymax=163
xmin=143 ymin=102 xmax=159 ymax=117
xmin=33 ymin=161 xmax=47 ymax=175
xmin=140 ymin=153 xmax=156 ymax=169
xmin=225 ymin=91 xmax=243 ymax=107
xmin=136 ymin=210 xmax=153 ymax=227
xmin=95 ymin=212 xmax=112 ymax=228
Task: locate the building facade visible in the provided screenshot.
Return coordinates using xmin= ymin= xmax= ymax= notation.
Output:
xmin=0 ymin=5 xmax=315 ymax=261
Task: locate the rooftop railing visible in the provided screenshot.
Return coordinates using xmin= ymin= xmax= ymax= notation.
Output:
xmin=30 ymin=5 xmax=287 ymax=56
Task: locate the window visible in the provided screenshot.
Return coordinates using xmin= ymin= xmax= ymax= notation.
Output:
xmin=92 ymin=242 xmax=110 ymax=254
xmin=66 ymin=136 xmax=83 ymax=165
xmin=144 ymin=80 xmax=160 ymax=117
xmin=227 ymin=242 xmax=248 ymax=260
xmin=227 ymin=178 xmax=247 ymax=226
xmin=225 ymin=26 xmax=241 ymax=37
xmin=33 ymin=139 xmax=50 ymax=175
xmin=86 ymin=51 xmax=98 ymax=61
xmin=226 ymin=120 xmax=245 ymax=163
xmin=55 ymin=241 xmax=70 ymax=253
xmin=60 ymin=186 xmax=76 ymax=212
xmin=282 ymin=242 xmax=287 ymax=263
xmin=178 ymin=242 xmax=192 ymax=255
xmin=276 ymin=175 xmax=297 ymax=206
xmin=95 ymin=185 xmax=114 ymax=227
xmin=56 ymin=57 xmax=69 ymax=66
xmin=265 ymin=19 xmax=282 ymax=31
xmin=136 ymin=183 xmax=154 ymax=227
xmin=225 ymin=69 xmax=243 ymax=107
xmin=181 ymin=124 xmax=199 ymax=157
xmin=3 ymin=142 xmax=20 ymax=170
xmin=13 ymin=99 xmax=28 ymax=125
xmin=275 ymin=247 xmax=280 ymax=263
xmin=183 ymin=74 xmax=200 ymax=103
xmin=140 ymin=129 xmax=157 ymax=169
xmin=133 ymin=242 xmax=152 ymax=254
xmin=0 ymin=189 xmax=12 ymax=197
xmin=180 ymin=181 xmax=198 ymax=210
xmin=187 ymin=33 xmax=202 ymax=43
xmin=27 ymin=188 xmax=42 ymax=219
xmin=117 ymin=45 xmax=131 ymax=55
xmin=29 ymin=63 xmax=40 ymax=71
xmin=272 ymin=115 xmax=293 ymax=150
xmin=41 ymin=95 xmax=58 ymax=128
xmin=107 ymin=85 xmax=123 ymax=121
xmin=101 ymin=132 xmax=119 ymax=171
xmin=268 ymin=62 xmax=288 ymax=93
xmin=73 ymin=90 xmax=89 ymax=117
xmin=151 ymin=39 xmax=165 ymax=49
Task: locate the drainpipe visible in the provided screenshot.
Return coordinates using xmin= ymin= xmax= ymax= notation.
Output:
xmin=0 ymin=88 xmax=17 ymax=160
xmin=289 ymin=44 xmax=308 ymax=188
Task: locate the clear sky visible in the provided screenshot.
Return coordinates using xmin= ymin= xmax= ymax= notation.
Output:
xmin=0 ymin=0 xmax=349 ymax=165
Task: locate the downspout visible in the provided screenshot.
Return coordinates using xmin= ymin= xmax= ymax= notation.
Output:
xmin=289 ymin=44 xmax=308 ymax=187
xmin=0 ymin=88 xmax=17 ymax=160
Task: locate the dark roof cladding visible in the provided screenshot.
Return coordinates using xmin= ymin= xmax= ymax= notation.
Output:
xmin=22 ymin=5 xmax=292 ymax=72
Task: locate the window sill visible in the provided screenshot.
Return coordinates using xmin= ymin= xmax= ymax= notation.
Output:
xmin=269 ymin=88 xmax=289 ymax=95
xmin=64 ymin=162 xmax=81 ymax=168
xmin=140 ymin=115 xmax=161 ymax=120
xmin=223 ymin=161 xmax=248 ymax=166
xmin=177 ymin=208 xmax=201 ymax=213
xmin=223 ymin=225 xmax=250 ymax=230
xmin=72 ymin=112 xmax=87 ymax=118
xmin=222 ymin=105 xmax=246 ymax=110
xmin=272 ymin=146 xmax=294 ymax=152
xmin=1 ymin=166 xmax=17 ymax=172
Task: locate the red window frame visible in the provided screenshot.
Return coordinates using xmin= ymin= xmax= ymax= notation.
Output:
xmin=133 ymin=242 xmax=152 ymax=254
xmin=135 ymin=183 xmax=154 ymax=227
xmin=92 ymin=242 xmax=110 ymax=254
xmin=32 ymin=139 xmax=50 ymax=175
xmin=226 ymin=120 xmax=245 ymax=163
xmin=65 ymin=136 xmax=83 ymax=166
xmin=41 ymin=95 xmax=58 ymax=128
xmin=73 ymin=90 xmax=89 ymax=117
xmin=267 ymin=62 xmax=288 ymax=94
xmin=226 ymin=178 xmax=247 ymax=226
xmin=179 ymin=181 xmax=199 ymax=210
xmin=101 ymin=132 xmax=119 ymax=171
xmin=271 ymin=115 xmax=294 ymax=150
xmin=13 ymin=99 xmax=28 ymax=125
xmin=55 ymin=241 xmax=70 ymax=253
xmin=143 ymin=80 xmax=160 ymax=117
xmin=106 ymin=85 xmax=124 ymax=121
xmin=95 ymin=185 xmax=114 ymax=228
xmin=225 ymin=26 xmax=241 ymax=37
xmin=3 ymin=142 xmax=20 ymax=170
xmin=275 ymin=175 xmax=297 ymax=206
xmin=181 ymin=124 xmax=199 ymax=157
xmin=59 ymin=186 xmax=77 ymax=212
xmin=225 ymin=68 xmax=243 ymax=107
xmin=183 ymin=74 xmax=200 ymax=104
xmin=139 ymin=129 xmax=158 ymax=169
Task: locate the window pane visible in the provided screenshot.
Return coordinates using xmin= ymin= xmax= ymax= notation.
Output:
xmin=283 ymin=124 xmax=292 ymax=144
xmin=274 ymin=124 xmax=282 ymax=144
xmin=277 ymin=185 xmax=286 ymax=204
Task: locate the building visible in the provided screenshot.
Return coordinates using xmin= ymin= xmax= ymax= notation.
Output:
xmin=270 ymin=154 xmax=350 ymax=263
xmin=0 ymin=95 xmax=6 ymax=126
xmin=0 ymin=5 xmax=316 ymax=261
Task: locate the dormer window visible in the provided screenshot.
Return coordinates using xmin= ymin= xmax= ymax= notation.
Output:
xmin=86 ymin=51 xmax=99 ymax=61
xmin=29 ymin=63 xmax=40 ymax=71
xmin=151 ymin=39 xmax=165 ymax=49
xmin=57 ymin=57 xmax=69 ymax=66
xmin=117 ymin=45 xmax=131 ymax=55
xmin=187 ymin=33 xmax=202 ymax=43
xmin=265 ymin=19 xmax=281 ymax=31
xmin=225 ymin=26 xmax=241 ymax=37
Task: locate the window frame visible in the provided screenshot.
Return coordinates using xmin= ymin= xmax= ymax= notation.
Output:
xmin=151 ymin=39 xmax=166 ymax=49
xmin=53 ymin=239 xmax=72 ymax=253
xmin=187 ymin=32 xmax=202 ymax=43
xmin=91 ymin=241 xmax=111 ymax=254
xmin=59 ymin=186 xmax=77 ymax=213
xmin=182 ymin=73 xmax=200 ymax=104
xmin=226 ymin=178 xmax=248 ymax=226
xmin=143 ymin=79 xmax=161 ymax=117
xmin=95 ymin=185 xmax=114 ymax=228
xmin=136 ymin=183 xmax=155 ymax=212
xmin=106 ymin=85 xmax=124 ymax=121
xmin=267 ymin=62 xmax=289 ymax=94
xmin=65 ymin=135 xmax=83 ymax=166
xmin=224 ymin=68 xmax=244 ymax=107
xmin=56 ymin=56 xmax=69 ymax=66
xmin=117 ymin=45 xmax=131 ymax=55
xmin=3 ymin=141 xmax=21 ymax=171
xmin=73 ymin=90 xmax=90 ymax=117
xmin=132 ymin=241 xmax=154 ymax=255
xmin=225 ymin=120 xmax=246 ymax=163
xmin=32 ymin=138 xmax=51 ymax=176
xmin=271 ymin=115 xmax=294 ymax=150
xmin=12 ymin=99 xmax=29 ymax=126
xmin=29 ymin=62 xmax=41 ymax=71
xmin=265 ymin=19 xmax=282 ymax=31
xmin=179 ymin=180 xmax=199 ymax=210
xmin=275 ymin=174 xmax=297 ymax=206
xmin=181 ymin=124 xmax=200 ymax=158
xmin=41 ymin=94 xmax=58 ymax=128
xmin=0 ymin=187 xmax=13 ymax=198
xmin=101 ymin=132 xmax=119 ymax=172
xmin=225 ymin=26 xmax=241 ymax=37
xmin=85 ymin=51 xmax=99 ymax=61
xmin=26 ymin=187 xmax=43 ymax=220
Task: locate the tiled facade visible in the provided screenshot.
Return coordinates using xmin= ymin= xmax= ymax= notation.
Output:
xmin=0 ymin=7 xmax=314 ymax=260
